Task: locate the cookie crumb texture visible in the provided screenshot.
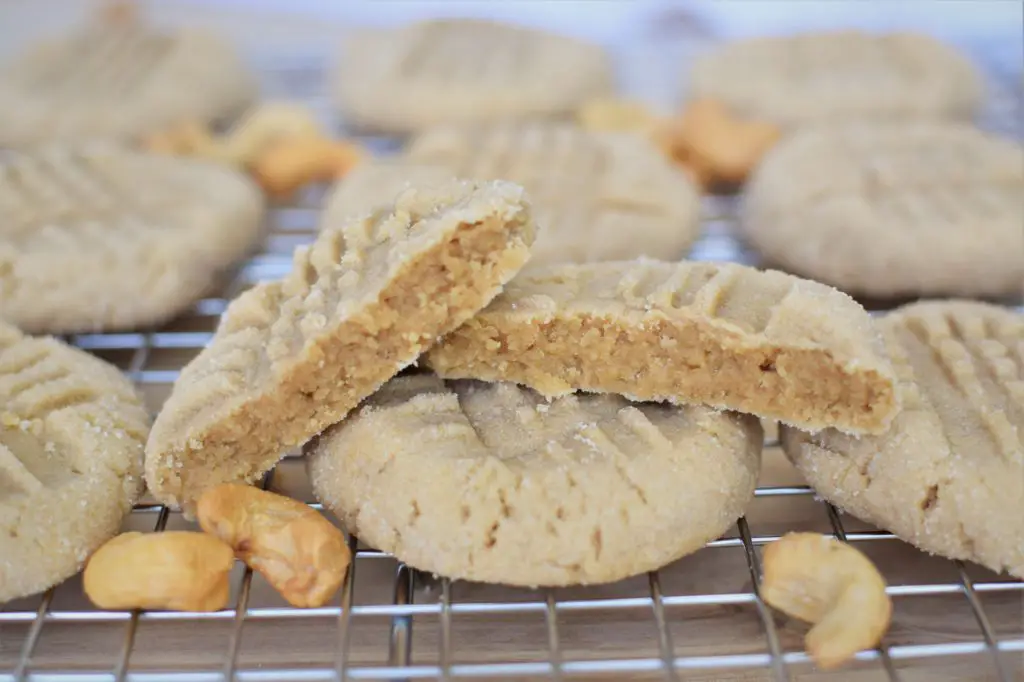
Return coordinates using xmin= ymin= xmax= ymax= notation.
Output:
xmin=309 ymin=375 xmax=762 ymax=586
xmin=783 ymin=301 xmax=1024 ymax=578
xmin=0 ymin=144 xmax=265 ymax=334
xmin=0 ymin=321 xmax=149 ymax=601
xmin=145 ymin=180 xmax=535 ymax=512
xmin=427 ymin=260 xmax=899 ymax=435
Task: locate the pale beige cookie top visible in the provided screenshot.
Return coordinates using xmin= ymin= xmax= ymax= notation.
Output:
xmin=145 ymin=179 xmax=536 ymax=512
xmin=0 ymin=320 xmax=150 ymax=602
xmin=330 ymin=122 xmax=700 ymax=265
xmin=0 ymin=143 xmax=265 ymax=334
xmin=783 ymin=301 xmax=1024 ymax=578
xmin=334 ymin=19 xmax=612 ymax=134
xmin=427 ymin=260 xmax=899 ymax=435
xmin=688 ymin=31 xmax=981 ymax=126
xmin=743 ymin=122 xmax=1024 ymax=298
xmin=0 ymin=22 xmax=256 ymax=147
xmin=309 ymin=374 xmax=762 ymax=587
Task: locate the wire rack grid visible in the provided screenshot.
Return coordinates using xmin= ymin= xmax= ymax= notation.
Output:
xmin=2 ymin=36 xmax=1024 ymax=682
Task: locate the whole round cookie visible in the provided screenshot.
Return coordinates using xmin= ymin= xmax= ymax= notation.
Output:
xmin=0 ymin=143 xmax=265 ymax=334
xmin=146 ymin=180 xmax=535 ymax=512
xmin=782 ymin=301 xmax=1023 ymax=578
xmin=335 ymin=122 xmax=701 ymax=266
xmin=742 ymin=122 xmax=1024 ymax=299
xmin=334 ymin=19 xmax=611 ymax=134
xmin=0 ymin=321 xmax=150 ymax=601
xmin=688 ymin=31 xmax=981 ymax=127
xmin=309 ymin=374 xmax=763 ymax=586
xmin=0 ymin=23 xmax=255 ymax=147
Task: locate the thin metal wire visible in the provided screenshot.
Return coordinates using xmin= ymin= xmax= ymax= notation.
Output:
xmin=387 ymin=564 xmax=415 ymax=670
xmin=736 ymin=517 xmax=789 ymax=682
xmin=646 ymin=571 xmax=679 ymax=682
xmin=956 ymin=561 xmax=1012 ymax=682
xmin=12 ymin=588 xmax=53 ymax=681
xmin=543 ymin=591 xmax=563 ymax=681
xmin=114 ymin=506 xmax=170 ymax=682
xmin=223 ymin=474 xmax=275 ymax=680
xmin=334 ymin=533 xmax=360 ymax=682
xmin=438 ymin=580 xmax=453 ymax=682
xmin=825 ymin=503 xmax=901 ymax=681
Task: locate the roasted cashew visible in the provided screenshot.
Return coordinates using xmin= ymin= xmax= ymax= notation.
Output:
xmin=197 ymin=483 xmax=351 ymax=608
xmin=761 ymin=532 xmax=892 ymax=670
xmin=84 ymin=531 xmax=235 ymax=612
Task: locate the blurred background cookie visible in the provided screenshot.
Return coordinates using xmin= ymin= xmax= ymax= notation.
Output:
xmin=742 ymin=121 xmax=1023 ymax=299
xmin=0 ymin=144 xmax=265 ymax=333
xmin=0 ymin=13 xmax=256 ymax=147
xmin=334 ymin=18 xmax=612 ymax=134
xmin=356 ymin=121 xmax=701 ymax=266
xmin=687 ymin=31 xmax=982 ymax=128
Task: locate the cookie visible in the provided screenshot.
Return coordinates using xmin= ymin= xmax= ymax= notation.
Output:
xmin=425 ymin=260 xmax=899 ymax=435
xmin=334 ymin=19 xmax=611 ymax=134
xmin=0 ymin=320 xmax=149 ymax=601
xmin=0 ymin=22 xmax=256 ymax=147
xmin=309 ymin=374 xmax=762 ymax=586
xmin=688 ymin=31 xmax=981 ymax=127
xmin=742 ymin=122 xmax=1024 ymax=299
xmin=782 ymin=301 xmax=1023 ymax=578
xmin=145 ymin=180 xmax=536 ymax=512
xmin=328 ymin=122 xmax=700 ymax=266
xmin=0 ymin=144 xmax=265 ymax=334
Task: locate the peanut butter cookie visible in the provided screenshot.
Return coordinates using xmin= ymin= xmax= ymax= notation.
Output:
xmin=783 ymin=301 xmax=1024 ymax=578
xmin=0 ymin=23 xmax=255 ymax=147
xmin=426 ymin=260 xmax=899 ymax=435
xmin=743 ymin=122 xmax=1024 ymax=299
xmin=1 ymin=321 xmax=149 ymax=601
xmin=145 ymin=180 xmax=535 ymax=512
xmin=334 ymin=19 xmax=611 ymax=134
xmin=309 ymin=374 xmax=762 ymax=586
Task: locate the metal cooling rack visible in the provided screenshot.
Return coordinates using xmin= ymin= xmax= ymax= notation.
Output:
xmin=2 ymin=32 xmax=1024 ymax=682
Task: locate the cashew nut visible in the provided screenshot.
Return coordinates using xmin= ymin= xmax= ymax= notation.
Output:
xmin=660 ymin=98 xmax=781 ymax=187
xmin=221 ymin=102 xmax=325 ymax=167
xmin=84 ymin=531 xmax=235 ymax=612
xmin=197 ymin=483 xmax=351 ymax=608
xmin=250 ymin=137 xmax=364 ymax=199
xmin=761 ymin=532 xmax=892 ymax=670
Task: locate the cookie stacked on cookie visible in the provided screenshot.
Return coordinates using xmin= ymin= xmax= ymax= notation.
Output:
xmin=143 ymin=176 xmax=923 ymax=587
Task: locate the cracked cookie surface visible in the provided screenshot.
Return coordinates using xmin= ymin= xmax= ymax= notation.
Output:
xmin=145 ymin=180 xmax=535 ymax=512
xmin=783 ymin=301 xmax=1024 ymax=578
xmin=426 ymin=260 xmax=899 ymax=435
xmin=309 ymin=374 xmax=762 ymax=586
xmin=0 ymin=143 xmax=265 ymax=334
xmin=0 ymin=321 xmax=149 ymax=601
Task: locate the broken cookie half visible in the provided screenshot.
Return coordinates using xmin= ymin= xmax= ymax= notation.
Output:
xmin=426 ymin=260 xmax=900 ymax=435
xmin=145 ymin=179 xmax=536 ymax=512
